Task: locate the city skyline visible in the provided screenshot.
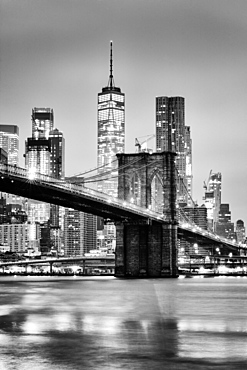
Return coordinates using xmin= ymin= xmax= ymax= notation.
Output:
xmin=0 ymin=0 xmax=247 ymax=223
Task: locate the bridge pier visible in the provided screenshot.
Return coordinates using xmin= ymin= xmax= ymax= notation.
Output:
xmin=115 ymin=221 xmax=178 ymax=278
xmin=115 ymin=151 xmax=178 ymax=278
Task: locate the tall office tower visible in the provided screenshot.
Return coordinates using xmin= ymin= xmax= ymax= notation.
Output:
xmin=49 ymin=128 xmax=65 ymax=238
xmin=49 ymin=128 xmax=65 ymax=179
xmin=155 ymin=96 xmax=192 ymax=205
xmin=236 ymin=220 xmax=245 ymax=244
xmin=32 ymin=108 xmax=54 ymax=139
xmin=0 ymin=125 xmax=20 ymax=204
xmin=215 ymin=204 xmax=236 ymax=241
xmin=203 ymin=171 xmax=222 ymax=231
xmin=97 ymin=41 xmax=125 ymax=248
xmin=25 ymin=108 xmax=54 ymax=249
xmin=0 ymin=125 xmax=19 ymax=165
xmin=184 ymin=126 xmax=193 ymax=205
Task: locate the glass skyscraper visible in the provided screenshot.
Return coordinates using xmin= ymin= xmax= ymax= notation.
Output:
xmin=155 ymin=96 xmax=192 ymax=205
xmin=97 ymin=42 xmax=125 ymax=248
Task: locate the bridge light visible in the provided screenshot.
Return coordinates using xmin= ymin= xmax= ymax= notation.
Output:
xmin=28 ymin=168 xmax=36 ymax=180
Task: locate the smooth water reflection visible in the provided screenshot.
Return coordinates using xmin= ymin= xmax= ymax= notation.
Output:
xmin=1 ymin=276 xmax=247 ymax=369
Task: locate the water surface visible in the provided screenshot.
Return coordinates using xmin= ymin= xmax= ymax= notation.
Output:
xmin=0 ymin=275 xmax=247 ymax=369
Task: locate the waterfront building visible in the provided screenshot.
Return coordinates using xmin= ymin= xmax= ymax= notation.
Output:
xmin=0 ymin=223 xmax=29 ymax=253
xmin=97 ymin=41 xmax=125 ymax=248
xmin=155 ymin=96 xmax=192 ymax=205
xmin=0 ymin=125 xmax=19 ymax=165
xmin=64 ymin=209 xmax=84 ymax=256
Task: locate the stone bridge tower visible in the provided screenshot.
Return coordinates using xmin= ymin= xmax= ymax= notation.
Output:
xmin=115 ymin=151 xmax=178 ymax=277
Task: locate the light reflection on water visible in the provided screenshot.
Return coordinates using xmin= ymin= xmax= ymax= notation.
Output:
xmin=0 ymin=276 xmax=247 ymax=369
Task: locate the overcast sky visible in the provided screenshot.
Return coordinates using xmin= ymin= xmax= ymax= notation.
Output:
xmin=0 ymin=0 xmax=247 ymax=224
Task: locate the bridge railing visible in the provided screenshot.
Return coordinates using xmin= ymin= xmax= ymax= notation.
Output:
xmin=179 ymin=221 xmax=241 ymax=248
xmin=0 ymin=163 xmax=168 ymax=223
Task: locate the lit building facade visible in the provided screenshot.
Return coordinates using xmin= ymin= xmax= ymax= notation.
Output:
xmin=64 ymin=209 xmax=84 ymax=256
xmin=203 ymin=171 xmax=221 ymax=231
xmin=97 ymin=42 xmax=125 ymax=248
xmin=155 ymin=96 xmax=192 ymax=205
xmin=49 ymin=128 xmax=65 ymax=243
xmin=25 ymin=108 xmax=54 ymax=177
xmin=236 ymin=219 xmax=246 ymax=245
xmin=25 ymin=108 xmax=54 ymax=249
xmin=0 ymin=125 xmax=27 ymax=215
xmin=0 ymin=125 xmax=19 ymax=165
xmin=49 ymin=128 xmax=65 ymax=179
xmin=215 ymin=203 xmax=236 ymax=241
xmin=0 ymin=224 xmax=29 ymax=253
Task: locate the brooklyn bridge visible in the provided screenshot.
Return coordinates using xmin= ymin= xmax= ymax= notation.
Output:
xmin=0 ymin=152 xmax=244 ymax=278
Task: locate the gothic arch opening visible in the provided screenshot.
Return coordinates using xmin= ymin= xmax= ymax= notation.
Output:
xmin=129 ymin=172 xmax=141 ymax=206
xmin=150 ymin=171 xmax=163 ymax=213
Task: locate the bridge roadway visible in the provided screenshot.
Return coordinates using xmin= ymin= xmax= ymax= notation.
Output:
xmin=0 ymin=256 xmax=115 ymax=268
xmin=0 ymin=164 xmax=243 ymax=252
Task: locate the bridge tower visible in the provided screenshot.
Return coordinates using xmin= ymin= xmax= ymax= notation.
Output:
xmin=115 ymin=151 xmax=178 ymax=277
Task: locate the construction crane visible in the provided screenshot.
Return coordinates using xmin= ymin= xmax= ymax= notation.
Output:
xmin=135 ymin=134 xmax=155 ymax=153
xmin=203 ymin=169 xmax=212 ymax=191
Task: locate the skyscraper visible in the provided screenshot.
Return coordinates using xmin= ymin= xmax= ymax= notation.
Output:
xmin=25 ymin=108 xmax=54 ymax=177
xmin=236 ymin=220 xmax=246 ymax=244
xmin=97 ymin=41 xmax=125 ymax=248
xmin=64 ymin=209 xmax=97 ymax=256
xmin=25 ymin=108 xmax=59 ymax=250
xmin=215 ymin=204 xmax=236 ymax=241
xmin=49 ymin=128 xmax=65 ymax=179
xmin=25 ymin=108 xmax=54 ymax=228
xmin=0 ymin=125 xmax=23 ymax=206
xmin=0 ymin=125 xmax=19 ymax=165
xmin=155 ymin=96 xmax=192 ymax=205
xmin=203 ymin=171 xmax=221 ymax=231
xmin=49 ymin=128 xmax=65 ymax=235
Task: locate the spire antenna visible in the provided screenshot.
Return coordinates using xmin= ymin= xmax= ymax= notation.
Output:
xmin=108 ymin=41 xmax=115 ymax=89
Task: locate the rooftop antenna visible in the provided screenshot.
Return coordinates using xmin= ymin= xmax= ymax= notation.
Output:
xmin=108 ymin=41 xmax=115 ymax=89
